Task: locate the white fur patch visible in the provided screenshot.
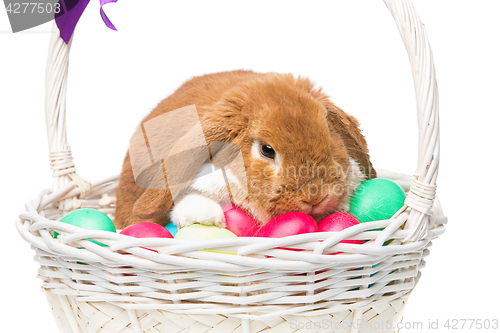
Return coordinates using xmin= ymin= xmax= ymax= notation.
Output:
xmin=224 ymin=168 xmax=240 ymax=188
xmin=192 ymin=163 xmax=242 ymax=196
xmin=171 ymin=194 xmax=225 ymax=228
xmin=192 ymin=163 xmax=227 ymax=193
xmin=337 ymin=157 xmax=365 ymax=212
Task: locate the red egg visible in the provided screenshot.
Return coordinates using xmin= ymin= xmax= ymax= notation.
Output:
xmin=120 ymin=222 xmax=173 ymax=254
xmin=121 ymin=222 xmax=174 ymax=239
xmin=318 ymin=212 xmax=364 ymax=255
xmin=223 ymin=204 xmax=260 ymax=237
xmin=255 ymin=212 xmax=317 ymax=238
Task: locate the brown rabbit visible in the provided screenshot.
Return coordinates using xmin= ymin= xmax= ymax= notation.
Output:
xmin=114 ymin=70 xmax=376 ymax=230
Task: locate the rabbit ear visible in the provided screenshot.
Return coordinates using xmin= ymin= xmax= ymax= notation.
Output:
xmin=132 ymin=186 xmax=172 ymax=220
xmin=292 ymin=77 xmax=376 ymax=178
xmin=302 ymin=82 xmax=376 ymax=179
xmin=323 ymin=101 xmax=376 ymax=179
xmin=132 ymin=110 xmax=212 ymax=220
xmin=132 ymin=146 xmax=212 ymax=220
xmin=132 ymin=100 xmax=248 ymax=220
xmin=200 ymin=88 xmax=249 ymax=143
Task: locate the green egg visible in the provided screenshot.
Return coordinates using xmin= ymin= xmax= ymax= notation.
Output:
xmin=55 ymin=208 xmax=116 ymax=247
xmin=349 ymin=178 xmax=406 ymax=230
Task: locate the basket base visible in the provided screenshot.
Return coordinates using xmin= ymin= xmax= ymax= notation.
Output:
xmin=43 ymin=288 xmax=408 ymax=333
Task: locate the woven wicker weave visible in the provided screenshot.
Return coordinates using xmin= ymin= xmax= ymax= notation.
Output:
xmin=17 ymin=1 xmax=446 ymax=332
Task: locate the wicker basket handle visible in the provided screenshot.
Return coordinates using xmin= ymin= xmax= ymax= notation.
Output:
xmin=382 ymin=0 xmax=440 ymax=241
xmin=45 ymin=26 xmax=91 ymax=211
xmin=44 ymin=0 xmax=440 ymax=238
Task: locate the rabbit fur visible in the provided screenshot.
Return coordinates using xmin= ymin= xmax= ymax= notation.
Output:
xmin=114 ymin=70 xmax=376 ymax=230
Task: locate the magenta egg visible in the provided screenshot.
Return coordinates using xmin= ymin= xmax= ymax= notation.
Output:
xmin=120 ymin=222 xmax=173 ymax=239
xmin=119 ymin=222 xmax=172 ymax=264
xmin=318 ymin=212 xmax=363 ymax=255
xmin=223 ymin=204 xmax=260 ymax=237
xmin=318 ymin=212 xmax=363 ymax=244
xmin=255 ymin=212 xmax=317 ymax=238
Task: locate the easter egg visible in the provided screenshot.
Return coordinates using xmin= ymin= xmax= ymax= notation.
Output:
xmin=174 ymin=224 xmax=237 ymax=254
xmin=255 ymin=212 xmax=317 ymax=238
xmin=165 ymin=221 xmax=179 ymax=237
xmin=318 ymin=212 xmax=363 ymax=255
xmin=56 ymin=208 xmax=116 ymax=247
xmin=222 ymin=204 xmax=260 ymax=237
xmin=349 ymin=178 xmax=406 ymax=224
xmin=317 ymin=212 xmax=364 ymax=245
xmin=120 ymin=222 xmax=172 ymax=253
xmin=121 ymin=222 xmax=173 ymax=238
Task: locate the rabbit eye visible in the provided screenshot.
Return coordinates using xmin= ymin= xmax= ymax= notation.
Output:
xmin=260 ymin=144 xmax=276 ymax=160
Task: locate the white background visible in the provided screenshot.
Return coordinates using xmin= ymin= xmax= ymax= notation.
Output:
xmin=1 ymin=1 xmax=499 ymax=332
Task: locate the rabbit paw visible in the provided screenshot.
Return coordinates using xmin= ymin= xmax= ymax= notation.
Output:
xmin=171 ymin=194 xmax=226 ymax=228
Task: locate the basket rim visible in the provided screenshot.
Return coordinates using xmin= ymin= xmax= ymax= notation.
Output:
xmin=17 ymin=170 xmax=446 ymax=272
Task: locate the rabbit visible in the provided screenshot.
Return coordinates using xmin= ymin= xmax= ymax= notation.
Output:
xmin=113 ymin=70 xmax=376 ymax=230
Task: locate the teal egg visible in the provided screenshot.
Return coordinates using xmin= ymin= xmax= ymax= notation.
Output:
xmin=349 ymin=178 xmax=406 ymax=226
xmin=55 ymin=208 xmax=116 ymax=247
xmin=165 ymin=221 xmax=178 ymax=237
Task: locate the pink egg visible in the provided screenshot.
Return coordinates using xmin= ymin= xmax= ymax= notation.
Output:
xmin=121 ymin=222 xmax=174 ymax=238
xmin=255 ymin=212 xmax=317 ymax=238
xmin=318 ymin=212 xmax=363 ymax=255
xmin=223 ymin=204 xmax=260 ymax=237
xmin=120 ymin=222 xmax=173 ymax=254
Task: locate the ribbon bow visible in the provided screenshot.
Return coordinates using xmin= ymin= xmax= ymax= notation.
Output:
xmin=55 ymin=0 xmax=118 ymax=44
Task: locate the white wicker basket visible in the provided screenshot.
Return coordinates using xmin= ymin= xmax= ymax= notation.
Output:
xmin=16 ymin=1 xmax=446 ymax=332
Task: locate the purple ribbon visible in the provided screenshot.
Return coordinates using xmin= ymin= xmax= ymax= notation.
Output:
xmin=55 ymin=0 xmax=118 ymax=44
